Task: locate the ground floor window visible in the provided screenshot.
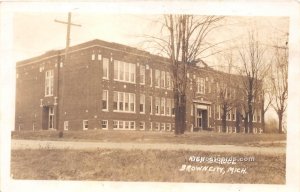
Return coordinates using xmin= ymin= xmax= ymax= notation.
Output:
xmin=101 ymin=120 xmax=108 ymax=129
xmin=113 ymin=120 xmax=135 ymax=130
xmin=166 ymin=123 xmax=171 ymax=131
xmin=139 ymin=121 xmax=145 ymax=130
xmin=64 ymin=121 xmax=69 ymax=131
xmin=155 ymin=122 xmax=160 ymax=131
xmin=83 ymin=120 xmax=88 ymax=130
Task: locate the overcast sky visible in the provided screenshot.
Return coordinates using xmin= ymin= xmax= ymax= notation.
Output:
xmin=13 ymin=13 xmax=289 ymax=67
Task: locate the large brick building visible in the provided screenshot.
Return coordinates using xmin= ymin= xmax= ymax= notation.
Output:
xmin=15 ymin=39 xmax=263 ymax=133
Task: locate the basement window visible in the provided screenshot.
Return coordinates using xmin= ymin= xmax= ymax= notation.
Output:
xmin=64 ymin=121 xmax=69 ymax=131
xmin=83 ymin=120 xmax=88 ymax=130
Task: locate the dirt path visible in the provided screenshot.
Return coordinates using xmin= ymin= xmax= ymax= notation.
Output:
xmin=11 ymin=139 xmax=285 ymax=155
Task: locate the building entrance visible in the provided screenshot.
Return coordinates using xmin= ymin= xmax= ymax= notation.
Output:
xmin=42 ymin=106 xmax=54 ymax=130
xmin=196 ymin=108 xmax=208 ymax=130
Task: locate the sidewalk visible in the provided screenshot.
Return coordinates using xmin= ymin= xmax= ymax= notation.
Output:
xmin=11 ymin=139 xmax=285 ymax=155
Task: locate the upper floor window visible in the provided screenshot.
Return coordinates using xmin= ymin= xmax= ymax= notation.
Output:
xmin=197 ymin=77 xmax=205 ymax=94
xmin=140 ymin=94 xmax=145 ymax=113
xmin=113 ymin=91 xmax=135 ymax=113
xmin=45 ymin=69 xmax=54 ymax=96
xmin=166 ymin=98 xmax=171 ymax=116
xmin=161 ymin=71 xmax=165 ymax=88
xmin=160 ymin=98 xmax=165 ymax=115
xmin=150 ymin=69 xmax=153 ymax=87
xmin=150 ymin=96 xmax=153 ymax=114
xmin=166 ymin=72 xmax=171 ymax=89
xmin=102 ymin=90 xmax=108 ymax=111
xmin=140 ymin=65 xmax=145 ymax=84
xmin=155 ymin=70 xmax=160 ymax=87
xmin=102 ymin=58 xmax=109 ymax=79
xmin=155 ymin=97 xmax=160 ymax=115
xmin=114 ymin=60 xmax=136 ymax=83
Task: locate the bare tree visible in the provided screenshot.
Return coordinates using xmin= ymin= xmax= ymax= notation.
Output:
xmin=215 ymin=52 xmax=238 ymax=133
xmin=147 ymin=15 xmax=224 ymax=134
xmin=238 ymin=31 xmax=268 ymax=134
xmin=271 ymin=40 xmax=288 ymax=134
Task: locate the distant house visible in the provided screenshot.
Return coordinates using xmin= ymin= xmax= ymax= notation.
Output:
xmin=15 ymin=39 xmax=263 ymax=133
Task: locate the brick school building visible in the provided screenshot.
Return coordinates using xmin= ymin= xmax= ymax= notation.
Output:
xmin=15 ymin=39 xmax=263 ymax=133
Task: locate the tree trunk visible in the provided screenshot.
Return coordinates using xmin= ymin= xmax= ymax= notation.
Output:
xmin=249 ymin=108 xmax=253 ymax=133
xmin=236 ymin=111 xmax=241 ymax=133
xmin=222 ymin=106 xmax=227 ymax=133
xmin=244 ymin=113 xmax=249 ymax=133
xmin=174 ymin=92 xmax=187 ymax=135
xmin=278 ymin=111 xmax=283 ymax=134
xmin=262 ymin=110 xmax=265 ymax=133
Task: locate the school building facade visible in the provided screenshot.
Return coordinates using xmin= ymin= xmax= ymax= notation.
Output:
xmin=15 ymin=39 xmax=263 ymax=133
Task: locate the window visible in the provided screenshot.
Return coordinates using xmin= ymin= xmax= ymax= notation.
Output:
xmin=113 ymin=120 xmax=135 ymax=130
xmin=155 ymin=97 xmax=160 ymax=115
xmin=197 ymin=77 xmax=205 ymax=94
xmin=150 ymin=96 xmax=153 ymax=114
xmin=140 ymin=94 xmax=145 ymax=113
xmin=217 ymin=105 xmax=221 ymax=120
xmin=92 ymin=53 xmax=95 ymax=60
xmin=119 ymin=92 xmax=124 ymax=111
xmin=150 ymin=69 xmax=153 ymax=87
xmin=125 ymin=63 xmax=130 ymax=81
xmin=45 ymin=70 xmax=54 ymax=96
xmin=113 ymin=120 xmax=118 ymax=129
xmin=161 ymin=123 xmax=165 ymax=131
xmin=130 ymin=121 xmax=135 ymax=130
xmin=155 ymin=122 xmax=160 ymax=131
xmin=83 ymin=120 xmax=88 ymax=130
xmin=64 ymin=121 xmax=69 ymax=131
xmin=113 ymin=60 xmax=136 ymax=83
xmin=166 ymin=72 xmax=171 ymax=89
xmin=113 ymin=92 xmax=118 ymax=110
xmin=161 ymin=71 xmax=165 ymax=88
xmin=113 ymin=91 xmax=135 ymax=112
xmin=155 ymin=70 xmax=160 ymax=87
xmin=161 ymin=98 xmax=165 ymax=115
xmin=139 ymin=121 xmax=145 ymax=130
xmin=114 ymin=61 xmax=118 ymax=79
xmin=166 ymin=98 xmax=171 ymax=116
xmin=171 ymin=99 xmax=175 ymax=116
xmin=232 ymin=108 xmax=236 ymax=121
xmin=102 ymin=58 xmax=109 ymax=79
xmin=166 ymin=123 xmax=171 ymax=131
xmin=125 ymin=93 xmax=129 ymax=111
xmin=125 ymin=121 xmax=129 ymax=129
xmin=102 ymin=90 xmax=108 ymax=111
xmin=101 ymin=120 xmax=108 ymax=129
xmin=257 ymin=111 xmax=261 ymax=123
xmin=48 ymin=107 xmax=54 ymax=129
xmin=98 ymin=54 xmax=102 ymax=61
xmin=140 ymin=65 xmax=145 ymax=84
xmin=227 ymin=112 xmax=231 ymax=121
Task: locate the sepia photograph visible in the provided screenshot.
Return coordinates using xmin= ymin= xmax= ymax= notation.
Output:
xmin=1 ymin=1 xmax=300 ymax=192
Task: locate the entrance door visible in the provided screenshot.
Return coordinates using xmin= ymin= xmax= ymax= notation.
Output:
xmin=196 ymin=109 xmax=202 ymax=128
xmin=48 ymin=106 xmax=54 ymax=129
xmin=195 ymin=108 xmax=208 ymax=130
xmin=42 ymin=106 xmax=54 ymax=130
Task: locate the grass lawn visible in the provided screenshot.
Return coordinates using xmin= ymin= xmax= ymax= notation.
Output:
xmin=11 ymin=148 xmax=285 ymax=184
xmin=12 ymin=130 xmax=286 ymax=146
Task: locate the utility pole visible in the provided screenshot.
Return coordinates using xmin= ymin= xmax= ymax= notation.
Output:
xmin=54 ymin=12 xmax=81 ymax=133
